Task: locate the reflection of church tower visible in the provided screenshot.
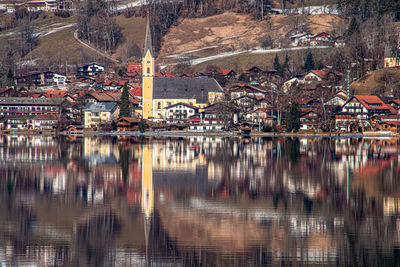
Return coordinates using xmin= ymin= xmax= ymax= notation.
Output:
xmin=142 ymin=16 xmax=155 ymax=119
xmin=141 ymin=144 xmax=154 ymax=261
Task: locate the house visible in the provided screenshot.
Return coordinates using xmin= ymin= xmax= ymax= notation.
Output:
xmin=77 ymin=63 xmax=105 ymax=77
xmin=4 ymin=115 xmax=34 ymax=129
xmin=299 ymin=109 xmax=320 ymax=130
xmin=32 ymin=114 xmax=58 ymax=130
xmin=326 ymin=90 xmax=349 ymax=107
xmin=290 ymin=32 xmax=313 ymax=46
xmin=104 ymin=80 xmax=128 ymax=91
xmin=335 ymin=112 xmax=358 ymax=132
xmin=304 ymin=70 xmax=328 ymax=82
xmin=216 ymin=69 xmax=237 ymax=79
xmin=333 ymin=36 xmax=346 ymax=47
xmin=83 ymin=102 xmax=119 ymax=128
xmin=25 ymin=0 xmax=58 ymax=12
xmin=310 ymin=32 xmax=331 ymax=46
xmin=164 ymin=102 xmax=199 ymax=123
xmin=248 ymin=108 xmax=269 ymax=124
xmin=16 ymin=71 xmax=66 ymax=87
xmin=341 ymin=95 xmax=395 ymax=120
xmin=228 ymin=84 xmax=267 ymax=99
xmin=389 ymin=99 xmax=400 ymax=114
xmin=0 ymin=97 xmax=63 ymax=117
xmin=116 ymin=117 xmax=140 ymax=131
xmin=0 ymin=88 xmax=14 ymax=97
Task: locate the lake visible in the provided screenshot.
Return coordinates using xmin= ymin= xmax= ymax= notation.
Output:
xmin=0 ymin=135 xmax=399 ymax=266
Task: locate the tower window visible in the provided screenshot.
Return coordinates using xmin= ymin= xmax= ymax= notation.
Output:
xmin=147 ymin=67 xmax=150 ymax=74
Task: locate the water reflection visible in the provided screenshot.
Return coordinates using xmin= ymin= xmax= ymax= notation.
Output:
xmin=1 ymin=135 xmax=400 ymax=265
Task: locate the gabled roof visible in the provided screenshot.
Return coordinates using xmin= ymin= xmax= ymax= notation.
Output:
xmin=129 ymin=87 xmax=142 ymax=97
xmin=152 ymin=77 xmax=223 ymax=104
xmin=309 ymin=70 xmax=328 ymax=79
xmin=390 ymin=99 xmax=400 ymax=106
xmin=44 ymin=90 xmax=67 ymax=98
xmin=104 ymin=80 xmax=128 ymax=86
xmin=83 ymin=102 xmax=118 ymax=113
xmin=217 ymin=69 xmax=236 ymax=76
xmin=347 ymin=95 xmax=396 ymax=113
xmin=116 ymin=117 xmax=140 ymax=123
xmin=89 ymin=92 xmax=122 ymax=102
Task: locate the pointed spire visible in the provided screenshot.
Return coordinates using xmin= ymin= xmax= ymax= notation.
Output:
xmin=144 ymin=14 xmax=153 ymax=56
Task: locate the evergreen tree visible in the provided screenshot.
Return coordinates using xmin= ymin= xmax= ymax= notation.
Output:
xmin=273 ymin=54 xmax=282 ymax=76
xmin=119 ymin=84 xmax=131 ymax=117
xmin=282 ymin=54 xmax=289 ymax=77
xmin=285 ymin=103 xmax=300 ymax=132
xmin=346 ymin=17 xmax=358 ymax=37
xmin=304 ymin=52 xmax=315 ymax=72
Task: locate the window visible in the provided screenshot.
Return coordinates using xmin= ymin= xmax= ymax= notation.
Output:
xmin=167 ymin=102 xmax=171 ymax=106
xmin=147 ymin=67 xmax=150 ymax=74
xmin=157 ymin=102 xmax=161 ymax=109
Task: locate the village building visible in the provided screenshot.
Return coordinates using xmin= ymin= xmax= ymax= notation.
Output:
xmin=216 ymin=69 xmax=237 ymax=79
xmin=141 ymin=19 xmax=224 ymax=120
xmin=16 ymin=71 xmax=67 ymax=87
xmin=116 ymin=117 xmax=140 ymax=131
xmin=25 ymin=0 xmax=58 ymax=12
xmin=299 ymin=109 xmax=320 ymax=130
xmin=4 ymin=115 xmax=34 ymax=130
xmin=32 ymin=114 xmax=58 ymax=130
xmin=164 ymin=102 xmax=199 ymax=123
xmin=83 ymin=102 xmax=119 ymax=128
xmin=77 ymin=63 xmax=105 ymax=77
xmin=0 ymin=97 xmax=63 ymax=117
xmin=341 ymin=95 xmax=395 ymax=120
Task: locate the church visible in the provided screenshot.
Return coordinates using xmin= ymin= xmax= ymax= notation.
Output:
xmin=141 ymin=18 xmax=224 ymax=120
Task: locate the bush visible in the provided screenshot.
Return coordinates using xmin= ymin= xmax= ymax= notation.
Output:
xmin=262 ymin=125 xmax=272 ymax=132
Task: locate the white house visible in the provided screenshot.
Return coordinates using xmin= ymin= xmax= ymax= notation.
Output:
xmin=164 ymin=102 xmax=199 ymax=123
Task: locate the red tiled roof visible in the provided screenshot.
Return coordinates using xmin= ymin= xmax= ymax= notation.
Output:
xmin=127 ymin=63 xmax=142 ymax=73
xmin=354 ymin=95 xmax=391 ymax=111
xmin=217 ymin=69 xmax=235 ymax=76
xmin=391 ymin=99 xmax=400 ymax=106
xmin=104 ymin=80 xmax=128 ymax=86
xmin=44 ymin=90 xmax=67 ymax=98
xmin=310 ymin=70 xmax=328 ymax=79
xmin=129 ymin=96 xmax=140 ymax=104
xmin=129 ymin=87 xmax=142 ymax=97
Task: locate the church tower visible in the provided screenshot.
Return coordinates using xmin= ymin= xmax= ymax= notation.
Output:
xmin=142 ymin=16 xmax=155 ymax=119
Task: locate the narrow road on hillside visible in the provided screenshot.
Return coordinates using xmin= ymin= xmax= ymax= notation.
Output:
xmin=189 ymin=46 xmax=330 ymax=65
xmin=73 ymin=30 xmax=120 ymax=63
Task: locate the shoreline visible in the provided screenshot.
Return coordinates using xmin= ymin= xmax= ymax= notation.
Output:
xmin=1 ymin=130 xmax=397 ymax=138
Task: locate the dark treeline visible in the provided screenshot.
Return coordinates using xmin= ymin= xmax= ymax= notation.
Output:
xmin=76 ymin=0 xmax=122 ymax=52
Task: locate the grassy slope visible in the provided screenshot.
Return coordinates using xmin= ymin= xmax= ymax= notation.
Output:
xmin=23 ymin=14 xmax=146 ymax=66
xmin=351 ymin=68 xmax=400 ymax=95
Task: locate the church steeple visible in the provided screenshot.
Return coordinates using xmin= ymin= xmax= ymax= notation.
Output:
xmin=142 ymin=13 xmax=155 ymax=119
xmin=143 ymin=15 xmax=153 ymax=57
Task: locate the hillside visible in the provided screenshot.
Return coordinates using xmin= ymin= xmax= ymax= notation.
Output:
xmin=157 ymin=12 xmax=343 ymax=68
xmin=0 ymin=11 xmax=342 ymax=70
xmin=351 ymin=68 xmax=400 ymax=95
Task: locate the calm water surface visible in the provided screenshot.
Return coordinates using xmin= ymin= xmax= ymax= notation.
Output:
xmin=1 ymin=135 xmax=400 ymax=266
